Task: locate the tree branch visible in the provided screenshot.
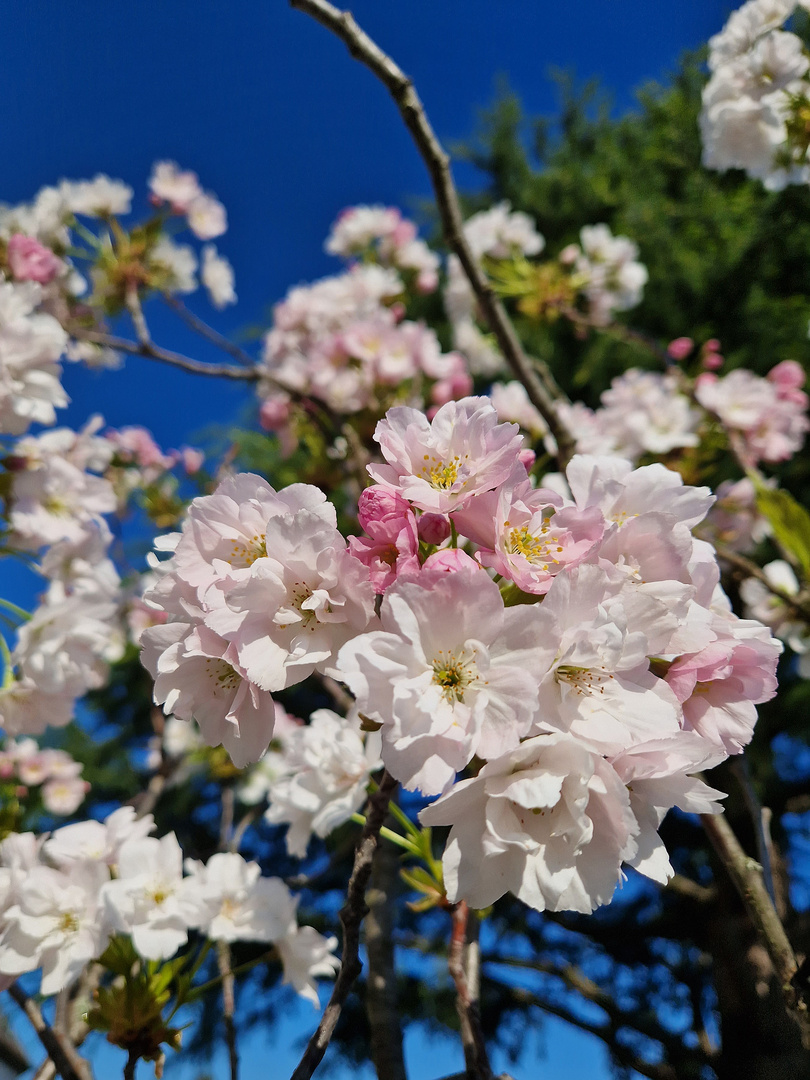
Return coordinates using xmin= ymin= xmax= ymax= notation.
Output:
xmin=289 ymin=770 xmax=399 ymax=1080
xmin=365 ymin=819 xmax=407 ymax=1080
xmin=496 ymin=983 xmax=680 ymax=1080
xmin=162 ymin=293 xmax=258 ymax=366
xmin=701 ymin=811 xmax=810 ymax=1044
xmin=714 ymin=543 xmax=810 ymax=623
xmin=7 ymin=983 xmax=93 ymax=1080
xmin=289 ymin=0 xmax=577 ymax=469
xmin=70 ymin=328 xmax=259 ymax=381
xmin=448 ymin=903 xmax=493 ymax=1080
xmin=482 ymin=953 xmax=707 ymax=1065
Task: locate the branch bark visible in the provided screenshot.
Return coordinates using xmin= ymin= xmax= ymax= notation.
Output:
xmin=702 ymin=811 xmax=810 ymax=1044
xmin=289 ymin=770 xmax=399 ymax=1080
xmin=8 ymin=983 xmax=93 ymax=1080
xmin=70 ymin=328 xmax=259 ymax=381
xmin=289 ymin=0 xmax=577 ymax=469
xmin=364 ymin=818 xmax=407 ymax=1080
xmin=447 ymin=903 xmax=493 ymax=1080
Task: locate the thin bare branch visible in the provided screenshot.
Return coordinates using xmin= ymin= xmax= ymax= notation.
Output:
xmin=715 ymin=543 xmax=810 ymax=623
xmin=71 ymin=328 xmax=259 ymax=381
xmin=8 ymin=983 xmax=93 ymax=1080
xmin=289 ymin=770 xmax=399 ymax=1080
xmin=448 ymin=903 xmax=493 ymax=1080
xmin=289 ymin=0 xmax=577 ymax=468
xmin=365 ymin=823 xmax=407 ymax=1080
xmin=487 ymin=952 xmax=708 ymax=1065
xmin=702 ymin=811 xmax=810 ymax=1044
xmin=665 ymin=872 xmax=717 ymax=904
xmin=162 ymin=294 xmax=258 ymax=366
xmin=730 ymin=756 xmax=779 ymax=910
xmin=497 ymin=983 xmax=679 ymax=1080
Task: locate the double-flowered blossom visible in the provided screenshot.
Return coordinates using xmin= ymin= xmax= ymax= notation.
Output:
xmin=337 ymin=569 xmax=545 ymax=794
xmin=695 ymin=360 xmax=809 ymax=465
xmin=0 ymin=280 xmax=68 ymax=435
xmin=133 ymin=391 xmax=783 ymax=920
xmin=700 ymin=1 xmax=810 ymax=188
xmin=140 ymin=473 xmax=375 ymax=766
xmin=264 ymin=709 xmax=382 ymax=856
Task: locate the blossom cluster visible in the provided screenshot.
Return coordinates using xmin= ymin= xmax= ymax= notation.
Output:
xmin=141 ymin=397 xmax=782 ymax=916
xmin=701 ymin=0 xmax=810 ymax=188
xmin=559 ymin=223 xmax=649 ymax=326
xmin=259 ymin=210 xmax=470 ymax=425
xmin=0 ymin=807 xmax=338 ymax=1002
xmin=492 ymin=356 xmax=809 ymax=472
xmin=444 ymin=201 xmax=546 ymax=375
xmin=0 ymin=738 xmax=88 ymax=816
xmin=139 ymin=474 xmax=376 ymax=766
xmin=0 ymin=164 xmax=236 ymax=440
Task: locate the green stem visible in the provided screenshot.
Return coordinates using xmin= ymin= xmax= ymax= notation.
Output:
xmin=0 ymin=597 xmax=31 ymax=622
xmin=0 ymin=634 xmax=15 ymax=689
xmin=350 ymin=813 xmax=419 ymax=854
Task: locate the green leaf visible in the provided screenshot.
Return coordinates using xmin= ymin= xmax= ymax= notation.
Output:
xmin=754 ymin=482 xmax=810 ymax=582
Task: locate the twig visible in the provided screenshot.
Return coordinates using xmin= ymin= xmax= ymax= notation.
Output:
xmin=289 ymin=0 xmax=577 ymax=469
xmin=447 ymin=903 xmax=493 ymax=1080
xmin=495 ymin=983 xmax=679 ymax=1080
xmin=125 ymin=283 xmax=150 ymax=347
xmin=71 ymin=328 xmax=259 ymax=381
xmin=289 ymin=770 xmax=399 ymax=1080
xmin=665 ymin=873 xmax=717 ymax=904
xmin=364 ymin=814 xmax=407 ymax=1080
xmin=123 ymin=1050 xmax=137 ymax=1080
xmin=218 ymin=940 xmax=239 ymax=1080
xmin=162 ymin=294 xmax=258 ymax=366
xmin=714 ymin=543 xmax=810 ymax=623
xmin=483 ymin=953 xmax=706 ymax=1064
xmin=701 ymin=811 xmax=810 ymax=1044
xmin=7 ymin=983 xmax=93 ymax=1080
xmin=730 ymin=756 xmax=779 ymax=910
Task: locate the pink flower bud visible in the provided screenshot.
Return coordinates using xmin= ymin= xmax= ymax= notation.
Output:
xmin=179 ymin=447 xmax=205 ymax=474
xmin=703 ymin=353 xmax=724 ymax=371
xmin=418 ymin=513 xmax=451 ymax=545
xmin=767 ymin=359 xmax=805 ymax=392
xmin=259 ymin=394 xmax=292 ymax=432
xmin=7 ymin=234 xmax=61 ymax=284
xmin=704 ymin=339 xmax=721 ymax=352
xmin=518 ymin=448 xmax=536 ymax=473
xmin=422 ymin=548 xmax=481 ymax=574
xmin=666 ymin=336 xmax=694 ymax=361
xmin=358 ymin=486 xmax=410 ymax=531
xmin=695 ymin=372 xmax=719 ymax=390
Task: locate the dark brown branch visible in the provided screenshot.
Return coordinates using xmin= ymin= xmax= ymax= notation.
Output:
xmin=7 ymin=983 xmax=93 ymax=1080
xmin=162 ymin=294 xmax=258 ymax=367
xmin=448 ymin=903 xmax=493 ymax=1080
xmin=289 ymin=770 xmax=399 ymax=1080
xmin=483 ymin=953 xmax=707 ymax=1065
xmin=71 ymin=328 xmax=259 ymax=381
xmin=289 ymin=0 xmax=576 ymax=469
xmin=496 ymin=983 xmax=679 ymax=1080
xmin=702 ymin=811 xmax=810 ymax=1044
xmin=365 ymin=822 xmax=407 ymax=1080
xmin=715 ymin=544 xmax=810 ymax=623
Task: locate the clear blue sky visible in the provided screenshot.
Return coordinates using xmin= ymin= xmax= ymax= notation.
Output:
xmin=1 ymin=2 xmax=732 ymax=1077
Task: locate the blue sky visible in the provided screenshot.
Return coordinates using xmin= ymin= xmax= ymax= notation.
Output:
xmin=1 ymin=2 xmax=733 ymax=1077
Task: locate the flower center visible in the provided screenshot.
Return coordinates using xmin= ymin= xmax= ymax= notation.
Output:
xmin=226 ymin=533 xmax=266 ymax=568
xmin=431 ymin=650 xmax=477 ymax=703
xmin=59 ymin=912 xmax=80 ymax=933
xmin=420 ymin=453 xmax=466 ymax=490
xmin=205 ymin=658 xmax=241 ymax=692
xmin=555 ymin=664 xmax=614 ymax=696
xmin=505 ymin=524 xmax=563 ymax=566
